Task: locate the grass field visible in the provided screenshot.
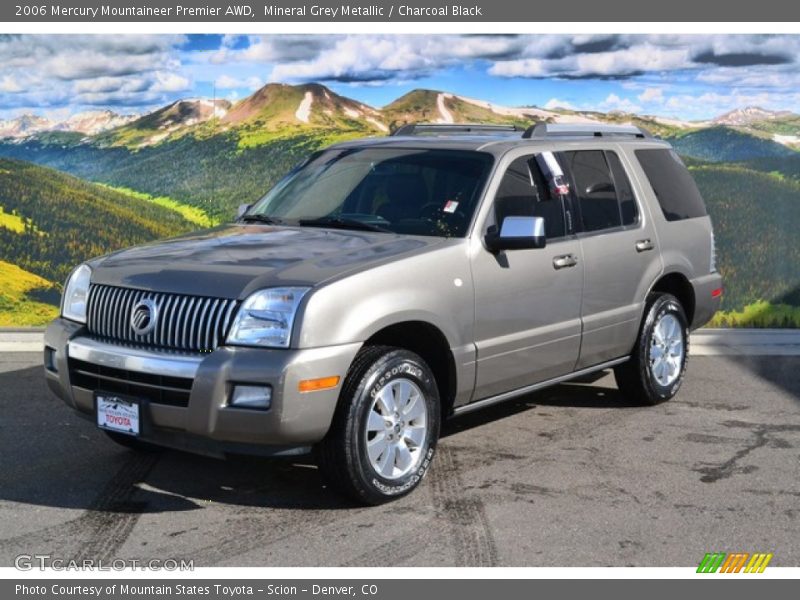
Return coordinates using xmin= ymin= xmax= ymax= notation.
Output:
xmin=707 ymin=300 xmax=800 ymax=328
xmin=95 ymin=184 xmax=218 ymax=228
xmin=0 ymin=206 xmax=27 ymax=233
xmin=0 ymin=260 xmax=59 ymax=326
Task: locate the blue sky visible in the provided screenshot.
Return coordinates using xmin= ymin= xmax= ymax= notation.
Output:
xmin=2 ymin=34 xmax=800 ymax=121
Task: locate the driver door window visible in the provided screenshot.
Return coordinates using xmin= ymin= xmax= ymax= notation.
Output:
xmin=493 ymin=155 xmax=567 ymax=240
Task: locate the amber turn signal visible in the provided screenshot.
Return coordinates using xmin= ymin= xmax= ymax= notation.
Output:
xmin=298 ymin=376 xmax=341 ymax=393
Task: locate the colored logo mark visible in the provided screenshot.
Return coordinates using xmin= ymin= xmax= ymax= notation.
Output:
xmin=697 ymin=552 xmax=773 ymax=573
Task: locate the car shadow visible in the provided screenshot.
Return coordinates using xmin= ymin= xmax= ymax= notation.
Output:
xmin=720 ymin=354 xmax=800 ymax=406
xmin=443 ymin=374 xmax=634 ymax=437
xmin=0 ymin=363 xmax=637 ymax=516
xmin=0 ymin=365 xmax=353 ymax=515
xmin=5 ymin=351 xmax=791 ymax=518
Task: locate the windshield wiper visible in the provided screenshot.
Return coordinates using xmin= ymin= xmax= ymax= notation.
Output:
xmin=239 ymin=214 xmax=286 ymax=225
xmin=298 ymin=217 xmax=392 ymax=233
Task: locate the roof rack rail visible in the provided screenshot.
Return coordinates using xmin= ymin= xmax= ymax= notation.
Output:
xmin=521 ymin=123 xmax=653 ymax=140
xmin=390 ymin=123 xmax=526 ymax=137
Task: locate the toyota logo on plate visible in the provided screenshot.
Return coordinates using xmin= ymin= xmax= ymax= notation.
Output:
xmin=130 ymin=298 xmax=158 ymax=336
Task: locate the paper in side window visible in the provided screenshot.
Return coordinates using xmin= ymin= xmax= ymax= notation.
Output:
xmin=535 ymin=152 xmax=570 ymax=196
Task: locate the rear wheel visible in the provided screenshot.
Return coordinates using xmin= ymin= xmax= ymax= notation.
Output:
xmin=614 ymin=293 xmax=689 ymax=405
xmin=317 ymin=346 xmax=440 ymax=505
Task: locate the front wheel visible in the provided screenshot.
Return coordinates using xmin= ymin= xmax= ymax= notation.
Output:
xmin=317 ymin=346 xmax=440 ymax=505
xmin=614 ymin=293 xmax=689 ymax=405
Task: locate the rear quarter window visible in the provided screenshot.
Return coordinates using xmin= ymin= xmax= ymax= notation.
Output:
xmin=635 ymin=149 xmax=707 ymax=221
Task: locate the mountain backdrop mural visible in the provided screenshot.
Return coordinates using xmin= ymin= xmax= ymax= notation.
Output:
xmin=2 ymin=35 xmax=800 ymax=326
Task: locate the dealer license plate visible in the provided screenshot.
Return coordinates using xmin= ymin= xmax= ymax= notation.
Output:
xmin=96 ymin=394 xmax=140 ymax=436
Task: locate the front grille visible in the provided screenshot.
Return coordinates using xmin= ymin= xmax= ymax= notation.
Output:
xmin=69 ymin=358 xmax=192 ymax=407
xmin=87 ymin=284 xmax=239 ymax=353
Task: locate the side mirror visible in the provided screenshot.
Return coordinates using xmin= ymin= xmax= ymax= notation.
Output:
xmin=485 ymin=216 xmax=546 ymax=253
xmin=237 ymin=203 xmax=252 ymax=219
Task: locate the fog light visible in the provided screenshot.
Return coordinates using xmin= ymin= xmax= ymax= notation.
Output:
xmin=44 ymin=346 xmax=58 ymax=373
xmin=230 ymin=385 xmax=272 ymax=409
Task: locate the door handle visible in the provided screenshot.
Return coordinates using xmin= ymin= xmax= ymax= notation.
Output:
xmin=553 ymin=254 xmax=578 ymax=269
xmin=635 ymin=239 xmax=655 ymax=252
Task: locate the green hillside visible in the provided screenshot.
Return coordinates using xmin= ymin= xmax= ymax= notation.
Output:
xmin=668 ymin=126 xmax=794 ymax=162
xmin=0 ymin=260 xmax=59 ymax=326
xmin=382 ymin=89 xmax=534 ymax=131
xmin=0 ymin=128 xmax=363 ymax=221
xmin=0 ymin=158 xmax=199 ymax=291
xmin=690 ymin=164 xmax=800 ymax=311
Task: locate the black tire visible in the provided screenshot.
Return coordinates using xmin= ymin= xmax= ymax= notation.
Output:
xmin=614 ymin=293 xmax=689 ymax=406
xmin=317 ymin=345 xmax=440 ymax=505
xmin=104 ymin=430 xmax=162 ymax=453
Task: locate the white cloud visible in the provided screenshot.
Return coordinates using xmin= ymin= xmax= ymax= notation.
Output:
xmin=272 ymin=35 xmax=515 ymax=83
xmin=0 ymin=35 xmax=189 ymax=114
xmin=215 ymin=74 xmax=263 ymax=90
xmin=544 ymin=98 xmax=576 ymax=110
xmin=638 ymin=87 xmax=665 ymax=103
xmin=0 ymin=75 xmax=23 ymax=93
xmin=489 ymin=59 xmax=547 ymax=78
xmin=599 ymin=93 xmax=642 ymax=113
xmin=663 ymin=90 xmax=800 ymax=116
xmin=209 ymin=35 xmax=337 ymax=65
xmin=151 ymin=72 xmax=191 ymax=93
xmin=490 ymin=44 xmax=689 ymax=79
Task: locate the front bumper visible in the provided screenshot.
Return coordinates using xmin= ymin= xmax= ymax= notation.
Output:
xmin=44 ymin=318 xmax=361 ymax=457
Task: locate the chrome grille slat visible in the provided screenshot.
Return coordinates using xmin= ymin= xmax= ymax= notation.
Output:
xmin=210 ymin=299 xmax=224 ymax=349
xmin=221 ymin=300 xmax=237 ymax=343
xmin=100 ymin=285 xmax=112 ymax=338
xmin=204 ymin=299 xmax=220 ymax=350
xmin=88 ymin=286 xmax=98 ymax=328
xmin=86 ymin=284 xmax=238 ymax=354
xmin=173 ymin=296 xmax=189 ymax=349
xmin=182 ymin=298 xmax=196 ymax=349
xmin=188 ymin=298 xmax=202 ymax=350
xmin=121 ymin=289 xmax=135 ymax=342
xmin=94 ymin=286 xmax=105 ymax=337
xmin=110 ymin=288 xmax=119 ymax=340
xmin=101 ymin=286 xmax=113 ymax=338
xmin=158 ymin=293 xmax=172 ymax=348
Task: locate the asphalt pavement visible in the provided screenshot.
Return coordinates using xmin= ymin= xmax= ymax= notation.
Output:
xmin=0 ymin=350 xmax=798 ymax=567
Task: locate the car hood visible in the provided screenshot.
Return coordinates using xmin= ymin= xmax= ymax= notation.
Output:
xmin=91 ymin=224 xmax=445 ymax=299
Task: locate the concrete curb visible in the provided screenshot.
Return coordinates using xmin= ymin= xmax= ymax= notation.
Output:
xmin=2 ymin=329 xmax=800 ymax=355
xmin=689 ymin=328 xmax=800 ymax=356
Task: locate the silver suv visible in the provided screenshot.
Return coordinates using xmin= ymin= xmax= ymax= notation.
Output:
xmin=44 ymin=123 xmax=722 ymax=504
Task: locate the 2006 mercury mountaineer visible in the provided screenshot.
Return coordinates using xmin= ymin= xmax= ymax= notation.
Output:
xmin=45 ymin=122 xmax=722 ymax=504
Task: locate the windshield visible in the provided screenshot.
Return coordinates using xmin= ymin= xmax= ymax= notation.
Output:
xmin=246 ymin=147 xmax=494 ymax=238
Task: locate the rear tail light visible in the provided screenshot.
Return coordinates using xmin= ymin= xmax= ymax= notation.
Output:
xmin=711 ymin=288 xmax=723 ymax=299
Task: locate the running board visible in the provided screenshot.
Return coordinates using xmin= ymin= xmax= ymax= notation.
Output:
xmin=453 ymin=356 xmax=630 ymax=416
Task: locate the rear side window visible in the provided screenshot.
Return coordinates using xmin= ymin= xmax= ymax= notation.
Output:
xmin=563 ymin=150 xmax=638 ymax=233
xmin=635 ymin=149 xmax=707 ymax=221
xmin=493 ymin=155 xmax=566 ymax=239
xmin=606 ymin=152 xmax=639 ymax=226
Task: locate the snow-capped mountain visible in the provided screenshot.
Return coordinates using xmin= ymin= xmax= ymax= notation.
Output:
xmin=0 ymin=114 xmax=54 ymax=138
xmin=55 ymin=110 xmax=138 ymax=135
xmin=713 ymin=106 xmax=793 ymax=126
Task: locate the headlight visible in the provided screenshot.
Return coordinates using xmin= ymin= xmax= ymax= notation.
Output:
xmin=226 ymin=287 xmax=309 ymax=348
xmin=61 ymin=264 xmax=92 ymax=324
